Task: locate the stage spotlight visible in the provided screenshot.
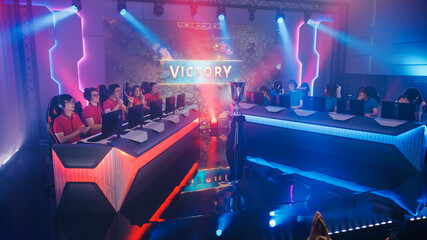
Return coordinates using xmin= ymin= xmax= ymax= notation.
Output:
xmin=216 ymin=229 xmax=222 ymax=237
xmin=269 ymin=219 xmax=277 ymax=227
xmin=304 ymin=11 xmax=311 ymax=23
xmin=276 ymin=10 xmax=285 ymax=23
xmin=269 ymin=211 xmax=275 ymax=216
xmin=217 ymin=5 xmax=226 ymax=20
xmin=153 ymin=0 xmax=164 ymax=17
xmin=248 ymin=6 xmax=256 ymax=21
xmin=190 ymin=3 xmax=198 ymax=18
xmin=117 ymin=0 xmax=127 ymax=16
xmin=71 ymin=0 xmax=81 ymax=13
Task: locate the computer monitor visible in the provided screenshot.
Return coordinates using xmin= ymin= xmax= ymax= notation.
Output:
xmin=270 ymin=94 xmax=279 ymax=106
xmin=381 ymin=101 xmax=416 ymax=121
xmin=398 ymin=103 xmax=416 ymax=121
xmin=278 ymin=94 xmax=291 ymax=108
xmin=102 ymin=109 xmax=122 ymax=137
xmin=246 ymin=91 xmax=254 ymax=103
xmin=128 ymin=104 xmax=144 ymax=129
xmin=253 ymin=92 xmax=264 ymax=105
xmin=150 ymin=99 xmax=163 ymax=120
xmin=337 ymin=98 xmax=348 ymax=114
xmin=165 ymin=96 xmax=176 ymax=114
xmin=302 ymin=96 xmax=326 ymax=112
xmin=381 ymin=101 xmax=396 ymax=119
xmin=177 ymin=93 xmax=185 ymax=110
xmin=350 ymin=99 xmax=365 ymax=116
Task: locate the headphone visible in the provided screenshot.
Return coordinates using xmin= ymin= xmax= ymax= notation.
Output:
xmin=57 ymin=94 xmax=73 ymax=109
xmin=57 ymin=98 xmax=65 ymax=109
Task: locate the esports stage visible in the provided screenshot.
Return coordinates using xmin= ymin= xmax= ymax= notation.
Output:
xmin=1 ymin=0 xmax=427 ymax=240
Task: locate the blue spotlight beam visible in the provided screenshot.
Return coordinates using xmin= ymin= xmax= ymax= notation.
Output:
xmin=22 ymin=7 xmax=75 ymax=36
xmin=218 ymin=15 xmax=233 ymax=48
xmin=316 ymin=23 xmax=389 ymax=69
xmin=277 ymin=20 xmax=300 ymax=84
xmin=122 ymin=13 xmax=168 ymax=49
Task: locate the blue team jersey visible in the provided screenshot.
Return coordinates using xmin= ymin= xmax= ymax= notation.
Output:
xmin=364 ymin=97 xmax=379 ymax=114
xmin=325 ymin=97 xmax=337 ymax=112
xmin=286 ymin=90 xmax=304 ymax=107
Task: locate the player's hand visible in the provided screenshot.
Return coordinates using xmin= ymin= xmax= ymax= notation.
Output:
xmin=118 ymin=99 xmax=124 ymax=106
xmin=79 ymin=126 xmax=90 ymax=134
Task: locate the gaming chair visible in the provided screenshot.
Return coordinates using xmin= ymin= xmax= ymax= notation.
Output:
xmin=98 ymin=85 xmax=108 ymax=110
xmin=46 ymin=95 xmax=63 ymax=144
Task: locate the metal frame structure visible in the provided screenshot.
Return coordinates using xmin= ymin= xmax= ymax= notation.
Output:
xmin=13 ymin=0 xmax=44 ymax=144
xmin=131 ymin=0 xmax=348 ymax=84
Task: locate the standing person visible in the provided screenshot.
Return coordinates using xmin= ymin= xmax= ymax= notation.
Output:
xmin=286 ymin=80 xmax=304 ymax=109
xmin=82 ymin=87 xmax=103 ymax=135
xmin=144 ymin=82 xmax=163 ymax=108
xmin=324 ymin=84 xmax=337 ymax=112
xmin=53 ymin=94 xmax=90 ymax=143
xmin=260 ymin=85 xmax=271 ymax=106
xmin=299 ymin=82 xmax=311 ymax=97
xmin=404 ymin=88 xmax=426 ymax=122
xmin=103 ymin=84 xmax=133 ymax=116
xmin=358 ymin=87 xmax=378 ymax=117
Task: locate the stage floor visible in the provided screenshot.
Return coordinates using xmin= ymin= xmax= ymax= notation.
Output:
xmin=49 ymin=126 xmax=427 ymax=240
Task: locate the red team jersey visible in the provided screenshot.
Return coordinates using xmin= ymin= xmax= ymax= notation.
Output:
xmin=144 ymin=92 xmax=161 ymax=106
xmin=53 ymin=112 xmax=84 ymax=143
xmin=82 ymin=103 xmax=104 ymax=134
xmin=103 ymin=98 xmax=125 ymax=120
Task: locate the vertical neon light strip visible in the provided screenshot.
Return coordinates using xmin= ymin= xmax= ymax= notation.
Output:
xmin=48 ymin=9 xmax=63 ymax=94
xmin=295 ymin=21 xmax=304 ymax=86
xmin=310 ymin=21 xmax=321 ymax=96
xmin=76 ymin=12 xmax=86 ymax=92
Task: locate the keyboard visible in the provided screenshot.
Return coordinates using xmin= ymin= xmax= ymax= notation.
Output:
xmin=86 ymin=130 xmax=130 ymax=143
xmin=87 ymin=134 xmax=111 ymax=143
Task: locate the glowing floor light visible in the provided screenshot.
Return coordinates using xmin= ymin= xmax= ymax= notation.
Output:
xmin=218 ymin=14 xmax=225 ymax=21
xmin=277 ymin=17 xmax=284 ymax=23
xmin=216 ymin=229 xmax=222 ymax=237
xmin=269 ymin=211 xmax=275 ymax=216
xmin=269 ymin=219 xmax=277 ymax=227
xmin=120 ymin=8 xmax=127 ymax=15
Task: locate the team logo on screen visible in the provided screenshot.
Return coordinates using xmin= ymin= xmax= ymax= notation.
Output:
xmin=162 ymin=60 xmax=242 ymax=84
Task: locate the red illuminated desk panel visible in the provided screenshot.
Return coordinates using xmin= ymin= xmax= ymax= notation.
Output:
xmin=52 ymin=109 xmax=200 ymax=212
